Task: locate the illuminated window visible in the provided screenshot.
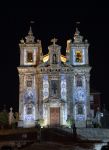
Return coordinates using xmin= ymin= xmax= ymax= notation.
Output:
xmin=27 ymin=52 xmax=33 ymax=62
xmin=75 ymin=50 xmax=82 ymax=62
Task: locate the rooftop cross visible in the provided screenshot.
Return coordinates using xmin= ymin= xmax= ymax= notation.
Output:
xmin=51 ymin=38 xmax=58 ymax=47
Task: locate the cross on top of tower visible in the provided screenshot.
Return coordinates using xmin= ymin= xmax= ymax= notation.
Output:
xmin=51 ymin=38 xmax=58 ymax=46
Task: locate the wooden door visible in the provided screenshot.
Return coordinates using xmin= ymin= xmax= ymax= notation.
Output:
xmin=50 ymin=107 xmax=60 ymax=125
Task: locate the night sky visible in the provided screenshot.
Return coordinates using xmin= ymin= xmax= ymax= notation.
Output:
xmin=0 ymin=3 xmax=109 ymax=111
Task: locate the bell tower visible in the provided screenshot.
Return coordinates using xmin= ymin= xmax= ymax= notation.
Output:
xmin=18 ymin=26 xmax=42 ymax=127
xmin=68 ymin=28 xmax=91 ymax=127
xmin=19 ymin=26 xmax=42 ymax=66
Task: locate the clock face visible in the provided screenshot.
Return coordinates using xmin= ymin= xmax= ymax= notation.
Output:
xmin=75 ymin=89 xmax=86 ymax=101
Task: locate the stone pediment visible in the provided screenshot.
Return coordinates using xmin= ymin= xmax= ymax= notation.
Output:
xmin=43 ymin=97 xmax=66 ymax=104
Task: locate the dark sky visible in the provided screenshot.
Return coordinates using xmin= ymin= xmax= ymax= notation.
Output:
xmin=0 ymin=3 xmax=109 ymax=111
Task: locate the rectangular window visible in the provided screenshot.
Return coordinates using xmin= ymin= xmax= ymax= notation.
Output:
xmin=51 ymin=80 xmax=58 ymax=96
xmin=27 ymin=52 xmax=33 ymax=62
xmin=75 ymin=50 xmax=82 ymax=63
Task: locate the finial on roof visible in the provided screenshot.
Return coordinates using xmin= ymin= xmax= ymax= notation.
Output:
xmin=28 ymin=26 xmax=33 ymax=36
xmin=74 ymin=21 xmax=80 ymax=36
xmin=20 ymin=38 xmax=24 ymax=43
xmin=75 ymin=27 xmax=80 ymax=36
xmin=74 ymin=27 xmax=83 ymax=43
xmin=25 ymin=26 xmax=35 ymax=43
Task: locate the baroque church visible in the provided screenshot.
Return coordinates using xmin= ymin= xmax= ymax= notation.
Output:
xmin=18 ymin=26 xmax=91 ymax=128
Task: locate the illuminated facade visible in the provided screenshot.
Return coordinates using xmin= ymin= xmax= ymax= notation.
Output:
xmin=18 ymin=27 xmax=91 ymax=128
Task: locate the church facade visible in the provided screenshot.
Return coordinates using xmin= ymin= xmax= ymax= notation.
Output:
xmin=18 ymin=27 xmax=91 ymax=128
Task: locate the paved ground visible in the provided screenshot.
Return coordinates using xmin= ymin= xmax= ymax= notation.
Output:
xmin=62 ymin=127 xmax=109 ymax=141
xmin=0 ymin=128 xmax=107 ymax=150
xmin=20 ymin=142 xmax=93 ymax=150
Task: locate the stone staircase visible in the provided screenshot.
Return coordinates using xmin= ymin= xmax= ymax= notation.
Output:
xmin=62 ymin=128 xmax=109 ymax=141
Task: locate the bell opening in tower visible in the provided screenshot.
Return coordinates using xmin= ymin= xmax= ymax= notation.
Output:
xmin=27 ymin=52 xmax=33 ymax=62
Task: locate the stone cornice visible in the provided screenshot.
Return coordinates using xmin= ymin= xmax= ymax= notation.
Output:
xmin=71 ymin=43 xmax=89 ymax=48
xmin=17 ymin=66 xmax=36 ymax=74
xmin=73 ymin=66 xmax=91 ymax=72
xmin=19 ymin=43 xmax=41 ymax=48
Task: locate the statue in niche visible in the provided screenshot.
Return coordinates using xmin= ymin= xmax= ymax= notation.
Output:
xmin=9 ymin=107 xmax=14 ymax=125
xmin=52 ymin=54 xmax=57 ymax=64
xmin=52 ymin=81 xmax=57 ymax=95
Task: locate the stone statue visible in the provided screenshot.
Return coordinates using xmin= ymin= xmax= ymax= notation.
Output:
xmin=8 ymin=107 xmax=14 ymax=125
xmin=53 ymin=54 xmax=57 ymax=64
xmin=95 ymin=107 xmax=101 ymax=127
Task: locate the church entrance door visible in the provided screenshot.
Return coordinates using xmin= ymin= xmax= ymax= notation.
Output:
xmin=50 ymin=107 xmax=60 ymax=126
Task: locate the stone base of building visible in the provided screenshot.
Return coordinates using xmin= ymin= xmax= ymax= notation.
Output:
xmin=18 ymin=120 xmax=36 ymax=128
xmin=23 ymin=121 xmax=36 ymax=128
